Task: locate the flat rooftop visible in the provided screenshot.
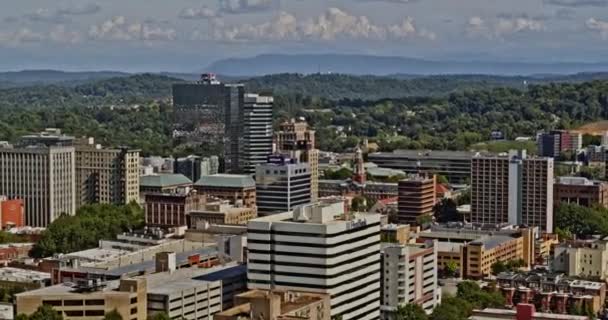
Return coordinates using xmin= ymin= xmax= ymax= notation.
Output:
xmin=0 ymin=267 xmax=50 ymax=283
xmin=369 ymin=150 xmax=479 ymax=160
xmin=144 ymin=262 xmax=244 ymax=295
xmin=195 ymin=174 xmax=255 ymax=188
xmin=470 ymin=235 xmax=517 ymax=250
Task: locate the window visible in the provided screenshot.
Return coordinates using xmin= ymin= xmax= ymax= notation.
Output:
xmin=42 ymin=300 xmax=62 ymax=307
xmin=85 ymin=299 xmax=105 ymax=306
xmin=63 ymin=300 xmax=83 ymax=306
xmin=85 ymin=310 xmax=105 ymax=316
xmin=65 ymin=311 xmax=83 ymax=317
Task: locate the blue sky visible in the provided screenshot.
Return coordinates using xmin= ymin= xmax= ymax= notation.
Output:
xmin=2 ymin=0 xmax=608 ymax=72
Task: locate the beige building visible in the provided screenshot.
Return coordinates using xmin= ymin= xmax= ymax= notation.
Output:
xmin=397 ymin=175 xmax=436 ymax=225
xmin=16 ymin=278 xmax=147 ymax=320
xmin=189 ymin=200 xmax=257 ymax=227
xmin=553 ymin=239 xmax=608 ymax=279
xmin=75 ymin=138 xmax=140 ymax=208
xmin=0 ymin=143 xmax=76 ymax=227
xmin=214 ymin=290 xmax=331 ymax=320
xmin=274 ymin=119 xmax=319 ymax=202
xmin=471 ymin=150 xmax=554 ymax=233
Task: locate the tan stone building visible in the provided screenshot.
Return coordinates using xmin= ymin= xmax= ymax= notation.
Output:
xmin=189 ymin=200 xmax=257 ymax=227
xmin=16 ymin=278 xmax=147 ymax=320
xmin=214 ymin=290 xmax=331 ymax=320
xmin=194 ymin=174 xmax=256 ymax=209
xmin=75 ymin=138 xmax=140 ymax=208
xmin=274 ymin=119 xmax=319 ymax=202
xmin=554 ymin=176 xmax=608 ymax=208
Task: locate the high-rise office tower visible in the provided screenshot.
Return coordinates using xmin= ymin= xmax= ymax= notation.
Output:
xmin=172 ymin=73 xmax=244 ymax=172
xmin=240 ymin=94 xmax=273 ymax=174
xmin=0 ymin=131 xmax=76 ymax=227
xmin=397 ymin=175 xmax=437 ymax=225
xmin=247 ymin=201 xmax=381 ymax=320
xmin=75 ymin=138 xmax=140 ymax=208
xmin=471 ymin=150 xmax=554 ymax=233
xmin=381 ymin=241 xmax=441 ymax=317
xmin=274 ymin=119 xmax=319 ymax=201
xmin=255 ymin=154 xmax=311 ymax=216
xmin=537 ymin=130 xmax=582 ymax=158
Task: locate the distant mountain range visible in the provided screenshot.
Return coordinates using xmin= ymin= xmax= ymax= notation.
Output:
xmin=206 ymin=54 xmax=608 ymax=76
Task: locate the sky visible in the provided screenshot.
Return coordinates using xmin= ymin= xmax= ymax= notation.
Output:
xmin=2 ymin=0 xmax=608 ymax=72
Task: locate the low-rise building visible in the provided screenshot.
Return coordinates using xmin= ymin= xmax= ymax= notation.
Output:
xmin=188 ymin=200 xmax=257 ymax=227
xmin=16 ymin=278 xmax=147 ymax=320
xmin=140 ymin=174 xmax=193 ymax=195
xmin=380 ymin=241 xmax=441 ymax=318
xmin=552 ymin=238 xmax=608 ymax=279
xmin=194 ymin=174 xmax=256 ymax=209
xmin=496 ymin=271 xmax=605 ymax=315
xmin=214 ymin=290 xmax=331 ymax=320
xmin=554 ymin=176 xmax=608 ymax=208
xmin=0 ymin=197 xmax=25 ymax=229
xmin=144 ymin=190 xmax=206 ymax=228
xmin=471 ymin=304 xmax=589 ymax=320
xmin=0 ymin=267 xmax=50 ymax=290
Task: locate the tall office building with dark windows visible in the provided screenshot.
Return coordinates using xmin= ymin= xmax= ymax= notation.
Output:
xmin=240 ymin=93 xmax=273 ymax=174
xmin=172 ymin=73 xmax=244 ymax=172
xmin=255 ymin=155 xmax=311 ymax=216
xmin=247 ymin=201 xmax=381 ymax=320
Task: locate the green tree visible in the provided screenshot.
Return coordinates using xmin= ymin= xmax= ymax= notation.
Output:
xmin=104 ymin=309 xmax=123 ymax=320
xmin=351 ymin=196 xmax=368 ymax=212
xmin=395 ymin=304 xmax=428 ymax=320
xmin=491 ymin=261 xmax=507 ymax=275
xmin=148 ymin=312 xmax=171 ymax=320
xmin=443 ymin=261 xmax=459 ymax=278
xmin=430 ymin=296 xmax=471 ymax=320
xmin=27 ymin=305 xmax=64 ymax=320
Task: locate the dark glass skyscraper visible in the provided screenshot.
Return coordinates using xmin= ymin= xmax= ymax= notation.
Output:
xmin=172 ymin=73 xmax=244 ymax=172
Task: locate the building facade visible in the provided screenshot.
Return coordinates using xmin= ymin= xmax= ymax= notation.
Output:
xmin=0 ymin=197 xmax=25 ymax=229
xmin=240 ymin=93 xmax=274 ymax=174
xmin=174 ymin=155 xmax=219 ymax=183
xmin=552 ymin=239 xmax=608 ymax=280
xmin=172 ymin=73 xmax=244 ymax=172
xmin=0 ymin=144 xmax=76 ymax=227
xmin=397 ymin=176 xmax=436 ymax=225
xmin=188 ymin=200 xmax=257 ymax=227
xmin=470 ymin=150 xmax=554 ymax=233
xmin=537 ymin=130 xmax=582 ymax=158
xmin=144 ymin=191 xmax=206 ymax=228
xmin=275 ymin=119 xmax=320 ymax=202
xmin=247 ymin=202 xmax=381 ymax=320
xmin=194 ymin=174 xmax=256 ymax=209
xmin=380 ymin=241 xmax=441 ymax=318
xmin=554 ymin=176 xmax=608 ymax=208
xmin=75 ymin=140 xmax=139 ymax=208
xmin=255 ymin=155 xmax=311 ymax=216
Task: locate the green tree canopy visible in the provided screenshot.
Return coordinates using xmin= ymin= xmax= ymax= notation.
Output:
xmin=396 ymin=303 xmax=429 ymax=320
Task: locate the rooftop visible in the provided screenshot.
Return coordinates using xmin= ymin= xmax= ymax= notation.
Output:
xmin=144 ymin=262 xmax=244 ymax=295
xmin=0 ymin=267 xmax=50 ymax=283
xmin=369 ymin=150 xmax=480 ymax=160
xmin=140 ymin=174 xmax=192 ymax=188
xmin=195 ymin=174 xmax=255 ymax=189
xmin=470 ymin=235 xmax=517 ymax=250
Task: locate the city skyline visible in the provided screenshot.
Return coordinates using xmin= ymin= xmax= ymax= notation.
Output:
xmin=2 ymin=0 xmax=608 ymax=72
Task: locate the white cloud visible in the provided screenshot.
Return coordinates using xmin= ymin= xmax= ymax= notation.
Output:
xmin=24 ymin=8 xmax=69 ymax=23
xmin=58 ymin=3 xmax=101 ymax=16
xmin=49 ymin=25 xmax=82 ymax=43
xmin=467 ymin=15 xmax=544 ymax=39
xmin=586 ymin=18 xmax=608 ymax=39
xmin=179 ymin=7 xmax=218 ymax=19
xmin=0 ymin=28 xmax=45 ymax=47
xmin=219 ymin=0 xmax=275 ymax=14
xmin=88 ymin=16 xmax=176 ymax=41
xmin=210 ymin=8 xmax=435 ymax=42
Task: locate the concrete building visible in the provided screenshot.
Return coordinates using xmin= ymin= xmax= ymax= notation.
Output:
xmin=214 ymin=290 xmax=331 ymax=320
xmin=16 ymin=278 xmax=147 ymax=320
xmin=0 ymin=137 xmax=76 ymax=227
xmin=144 ymin=258 xmax=247 ymax=320
xmin=0 ymin=267 xmax=50 ymax=291
xmin=275 ymin=119 xmax=320 ymax=202
xmin=247 ymin=201 xmax=381 ymax=320
xmin=172 ymin=73 xmax=244 ymax=172
xmin=75 ymin=138 xmax=139 ymax=208
xmin=368 ymin=150 xmax=480 ymax=184
xmin=144 ymin=190 xmax=206 ymax=228
xmin=255 ymin=155 xmax=311 ymax=216
xmin=140 ymin=174 xmax=193 ymax=195
xmin=380 ymin=241 xmax=441 ymax=318
xmin=496 ymin=271 xmax=605 ymax=316
xmin=554 ymin=176 xmax=608 ymax=208
xmin=417 ymin=224 xmax=538 ymax=279
xmin=0 ymin=197 xmax=25 ymax=229
xmin=188 ymin=200 xmax=257 ymax=227
xmin=194 ymin=174 xmax=256 ymax=209
xmin=470 ymin=150 xmax=554 ymax=233
xmin=397 ymin=175 xmax=437 ymax=225
xmin=240 ymin=93 xmax=273 ymax=174
xmin=552 ymin=238 xmax=608 ymax=280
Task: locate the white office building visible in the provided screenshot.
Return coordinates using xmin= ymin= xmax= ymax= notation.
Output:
xmin=247 ymin=201 xmax=381 ymax=320
xmin=380 ymin=241 xmax=441 ymax=319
